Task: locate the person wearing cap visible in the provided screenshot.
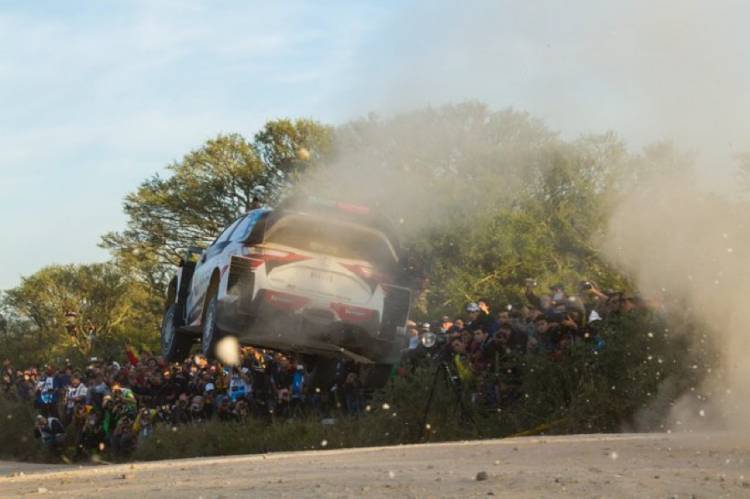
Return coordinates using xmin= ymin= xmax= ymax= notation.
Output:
xmin=465 ymin=302 xmax=480 ymax=329
xmin=465 ymin=302 xmax=491 ymax=332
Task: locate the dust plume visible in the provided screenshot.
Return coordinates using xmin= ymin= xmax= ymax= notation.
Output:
xmin=602 ymin=178 xmax=750 ymax=431
xmin=295 ymin=104 xmax=556 ymax=237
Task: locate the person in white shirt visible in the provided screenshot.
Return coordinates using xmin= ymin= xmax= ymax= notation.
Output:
xmin=64 ymin=376 xmax=88 ymax=424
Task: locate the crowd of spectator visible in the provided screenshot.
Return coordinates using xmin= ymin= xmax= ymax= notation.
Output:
xmin=1 ymin=279 xmax=646 ymax=457
xmin=404 ymin=280 xmax=647 ymax=408
xmin=1 ymin=347 xmax=366 ymax=457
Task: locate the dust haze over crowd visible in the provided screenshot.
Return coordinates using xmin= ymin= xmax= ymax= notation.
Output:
xmin=299 ymin=1 xmax=750 ymax=431
xmin=603 ymin=181 xmax=749 ymax=432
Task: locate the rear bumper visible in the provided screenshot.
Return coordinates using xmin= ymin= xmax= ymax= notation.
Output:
xmin=216 ymin=289 xmax=402 ymax=364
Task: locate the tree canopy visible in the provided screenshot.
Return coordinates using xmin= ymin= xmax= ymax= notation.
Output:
xmin=100 ymin=120 xmax=333 ymax=284
xmin=1 ymin=263 xmax=158 ymax=364
xmin=1 ymin=103 xmax=708 ymax=362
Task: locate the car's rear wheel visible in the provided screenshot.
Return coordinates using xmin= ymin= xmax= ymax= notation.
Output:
xmin=161 ymin=303 xmax=192 ymax=361
xmin=201 ymin=291 xmax=224 ymax=359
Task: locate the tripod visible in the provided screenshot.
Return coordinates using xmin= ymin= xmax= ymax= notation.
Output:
xmin=416 ymin=360 xmax=475 ymax=441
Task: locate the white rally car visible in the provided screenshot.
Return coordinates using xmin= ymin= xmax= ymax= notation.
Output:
xmin=160 ymin=197 xmax=411 ymax=387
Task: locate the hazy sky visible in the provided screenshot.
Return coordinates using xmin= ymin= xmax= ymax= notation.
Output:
xmin=2 ymin=0 xmax=748 ymax=290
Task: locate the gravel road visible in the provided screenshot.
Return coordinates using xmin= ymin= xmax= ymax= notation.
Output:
xmin=2 ymin=432 xmax=749 ymax=498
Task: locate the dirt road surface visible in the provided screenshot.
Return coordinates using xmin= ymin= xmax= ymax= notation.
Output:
xmin=2 ymin=433 xmax=749 ymax=498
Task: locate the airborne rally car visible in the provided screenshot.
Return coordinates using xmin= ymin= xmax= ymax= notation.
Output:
xmin=160 ymin=197 xmax=411 ymax=387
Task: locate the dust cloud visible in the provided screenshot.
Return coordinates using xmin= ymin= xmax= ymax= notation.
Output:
xmin=296 ymin=104 xmax=555 ymax=238
xmin=602 ymin=178 xmax=749 ymax=431
xmin=302 ymin=0 xmax=750 ymax=432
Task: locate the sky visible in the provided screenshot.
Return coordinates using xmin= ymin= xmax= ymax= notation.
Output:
xmin=1 ymin=0 xmax=748 ymax=290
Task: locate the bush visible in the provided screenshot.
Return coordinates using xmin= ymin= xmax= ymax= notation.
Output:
xmin=0 ymin=397 xmax=57 ymax=462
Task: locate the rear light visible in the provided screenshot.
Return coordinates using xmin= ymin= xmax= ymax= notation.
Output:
xmin=335 ymin=201 xmax=370 ymax=215
xmin=330 ymin=303 xmax=377 ymax=322
xmin=241 ymin=246 xmax=310 ymax=270
xmin=263 ymin=291 xmax=309 ymax=311
xmin=340 ymin=263 xmax=390 ymax=288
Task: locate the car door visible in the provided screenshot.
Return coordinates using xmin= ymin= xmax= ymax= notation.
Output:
xmin=187 ymin=216 xmax=244 ymax=325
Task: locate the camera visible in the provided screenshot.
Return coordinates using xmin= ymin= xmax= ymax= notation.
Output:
xmin=524 ymin=278 xmax=537 ymax=288
xmin=579 ymin=281 xmax=593 ymax=291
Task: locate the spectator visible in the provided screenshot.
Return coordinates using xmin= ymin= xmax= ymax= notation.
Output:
xmin=34 ymin=368 xmax=58 ymax=418
xmin=4 ymin=276 xmax=646 ymax=459
xmin=64 ymin=376 xmax=87 ymax=425
xmin=34 ymin=415 xmax=66 ymax=451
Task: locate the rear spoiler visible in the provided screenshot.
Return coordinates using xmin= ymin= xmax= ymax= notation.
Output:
xmin=262 ymin=196 xmax=403 ymax=260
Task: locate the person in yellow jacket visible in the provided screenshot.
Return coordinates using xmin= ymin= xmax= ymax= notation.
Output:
xmin=450 ymin=337 xmax=473 ymax=382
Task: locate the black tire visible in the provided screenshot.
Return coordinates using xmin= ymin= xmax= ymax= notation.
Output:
xmin=161 ymin=303 xmax=192 ymax=362
xmin=201 ymin=291 xmax=224 ymax=359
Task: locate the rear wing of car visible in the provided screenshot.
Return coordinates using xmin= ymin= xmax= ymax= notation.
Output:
xmin=269 ymin=196 xmax=402 ymax=256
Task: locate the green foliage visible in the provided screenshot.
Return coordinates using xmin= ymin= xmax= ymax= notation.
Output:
xmin=101 ymin=121 xmax=333 ymax=290
xmin=518 ymin=313 xmax=715 ymax=433
xmin=101 ymin=134 xmax=267 ymax=273
xmin=0 ymin=397 xmax=55 ymax=462
xmin=1 ymin=263 xmax=158 ymax=365
xmin=308 ymin=105 xmax=640 ymax=317
xmin=254 ymin=118 xmax=335 ymax=186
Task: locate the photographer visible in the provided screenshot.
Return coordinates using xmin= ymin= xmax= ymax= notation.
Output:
xmin=76 ymin=410 xmax=104 ymax=457
xmin=111 ymin=415 xmax=136 ymax=456
xmin=579 ymin=280 xmax=610 ymax=323
xmin=171 ymin=393 xmax=191 ymax=425
xmin=34 ymin=414 xmax=66 ymax=453
xmin=464 ymin=302 xmax=491 ymax=332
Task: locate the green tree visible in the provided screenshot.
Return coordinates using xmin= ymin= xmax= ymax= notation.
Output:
xmin=254 ymin=118 xmax=335 ymax=191
xmin=1 ymin=263 xmax=158 ymax=364
xmin=102 ymin=121 xmax=333 ymax=290
xmin=296 ymin=104 xmax=638 ymax=316
xmin=101 ymin=134 xmax=266 ymax=270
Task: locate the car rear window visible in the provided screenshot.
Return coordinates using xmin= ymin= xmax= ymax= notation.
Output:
xmin=264 ymin=214 xmax=397 ymax=266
